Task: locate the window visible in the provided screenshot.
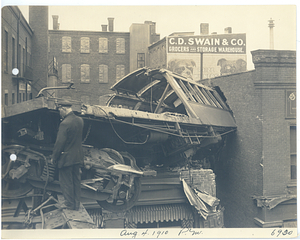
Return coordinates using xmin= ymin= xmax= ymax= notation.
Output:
xmin=116 ymin=65 xmax=125 ymax=82
xmin=4 ymin=93 xmax=8 ymax=106
xmin=12 ymin=37 xmax=15 ymax=69
xmin=290 ymin=126 xmax=297 ymax=180
xmin=62 ymin=64 xmax=72 ymax=83
xmin=19 ymin=82 xmax=26 ymax=91
xmin=99 ymin=38 xmax=108 ymax=53
xmin=81 ymin=64 xmax=90 ymax=83
xmin=23 ymin=93 xmax=25 ymax=101
xmin=137 ymin=53 xmax=145 ymax=68
xmin=62 ymin=36 xmax=72 ymax=52
xmin=81 ymin=95 xmax=90 ymax=104
xmin=25 ymin=38 xmax=27 ymax=66
xmin=27 ymin=53 xmax=31 ymax=70
xmin=23 ymin=47 xmax=26 ymax=75
xmin=116 ymin=38 xmax=125 ymax=54
xmin=4 ymin=30 xmax=8 ymax=72
xmin=99 ymin=65 xmax=108 ymax=83
xmin=81 ymin=37 xmax=90 ymax=53
xmin=19 ymin=93 xmax=22 ymax=102
xmin=12 ymin=93 xmax=15 ymax=104
xmin=29 ymin=93 xmax=32 ymax=100
xmin=18 ymin=44 xmax=21 ymax=75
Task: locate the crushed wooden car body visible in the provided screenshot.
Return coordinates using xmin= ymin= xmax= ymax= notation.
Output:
xmin=2 ymin=68 xmax=236 ymax=215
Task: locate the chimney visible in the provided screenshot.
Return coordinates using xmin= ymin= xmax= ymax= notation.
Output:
xmin=102 ymin=25 xmax=108 ymax=32
xmin=268 ymin=18 xmax=275 ymax=49
xmin=52 ymin=15 xmax=59 ymax=30
xmin=224 ymin=27 xmax=232 ymax=34
xmin=200 ymin=23 xmax=209 ymax=35
xmin=108 ymin=18 xmax=114 ymax=32
xmin=150 ymin=22 xmax=156 ymax=35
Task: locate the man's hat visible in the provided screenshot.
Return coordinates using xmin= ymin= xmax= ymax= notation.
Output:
xmin=56 ymin=100 xmax=72 ymax=108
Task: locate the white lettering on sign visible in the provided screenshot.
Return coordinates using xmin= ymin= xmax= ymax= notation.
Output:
xmin=168 ymin=34 xmax=246 ymax=54
xmin=218 ymin=47 xmax=244 ymax=53
xmin=231 ymin=39 xmax=244 ymax=45
xmin=168 ymin=46 xmax=190 ymax=52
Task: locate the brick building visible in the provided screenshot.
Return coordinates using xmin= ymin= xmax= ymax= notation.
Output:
xmin=2 ymin=6 xmax=34 ymax=108
xmin=200 ymin=49 xmax=296 ymax=228
xmin=48 ymin=17 xmax=130 ymax=105
xmin=2 ymin=6 xmax=158 ymax=107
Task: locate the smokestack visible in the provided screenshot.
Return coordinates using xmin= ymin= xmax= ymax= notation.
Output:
xmin=108 ymin=18 xmax=114 ymax=32
xmin=102 ymin=25 xmax=108 ymax=32
xmin=52 ymin=15 xmax=59 ymax=30
xmin=224 ymin=27 xmax=232 ymax=34
xmin=268 ymin=18 xmax=275 ymax=49
xmin=200 ymin=23 xmax=209 ymax=35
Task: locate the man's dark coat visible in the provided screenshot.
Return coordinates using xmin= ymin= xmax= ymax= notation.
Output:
xmin=52 ymin=112 xmax=84 ymax=168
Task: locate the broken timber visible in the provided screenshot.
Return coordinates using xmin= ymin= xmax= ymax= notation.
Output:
xmin=41 ymin=195 xmax=97 ymax=229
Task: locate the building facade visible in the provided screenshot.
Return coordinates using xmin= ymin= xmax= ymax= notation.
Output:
xmin=129 ymin=21 xmax=160 ymax=72
xmin=2 ymin=6 xmax=34 ymax=109
xmin=200 ymin=49 xmax=296 ymax=228
xmin=29 ymin=6 xmax=49 ymax=97
xmin=48 ymin=17 xmax=130 ymax=105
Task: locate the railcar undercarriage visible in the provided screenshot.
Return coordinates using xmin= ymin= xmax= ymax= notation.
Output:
xmin=2 ymin=68 xmax=236 ymax=228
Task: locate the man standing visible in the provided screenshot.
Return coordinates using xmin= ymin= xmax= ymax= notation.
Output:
xmin=51 ymin=101 xmax=84 ymax=211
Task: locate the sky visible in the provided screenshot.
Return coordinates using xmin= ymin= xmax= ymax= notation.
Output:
xmin=3 ymin=1 xmax=299 ymax=70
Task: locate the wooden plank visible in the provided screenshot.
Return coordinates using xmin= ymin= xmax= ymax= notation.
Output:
xmin=57 ymin=195 xmax=97 ymax=229
xmin=43 ymin=209 xmax=66 ymax=229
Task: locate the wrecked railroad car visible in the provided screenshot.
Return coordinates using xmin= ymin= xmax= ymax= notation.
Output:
xmin=2 ymin=68 xmax=236 ymax=214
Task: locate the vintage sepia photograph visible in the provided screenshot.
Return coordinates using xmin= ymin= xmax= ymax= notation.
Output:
xmin=1 ymin=1 xmax=298 ymax=238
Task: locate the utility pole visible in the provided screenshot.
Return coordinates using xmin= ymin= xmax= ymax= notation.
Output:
xmin=200 ymin=52 xmax=203 ymax=80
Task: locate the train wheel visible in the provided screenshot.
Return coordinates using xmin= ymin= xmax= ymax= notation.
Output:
xmin=2 ymin=146 xmax=33 ymax=198
xmin=97 ymin=177 xmax=141 ymax=212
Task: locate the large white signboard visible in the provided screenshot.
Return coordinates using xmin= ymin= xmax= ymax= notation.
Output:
xmin=167 ymin=34 xmax=247 ymax=80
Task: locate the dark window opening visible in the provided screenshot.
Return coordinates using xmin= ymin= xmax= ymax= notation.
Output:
xmin=12 ymin=93 xmax=15 ymax=104
xmin=290 ymin=125 xmax=297 ymax=180
xmin=4 ymin=93 xmax=8 ymax=106
xmin=4 ymin=30 xmax=8 ymax=72
xmin=29 ymin=93 xmax=32 ymax=100
xmin=18 ymin=44 xmax=21 ymax=75
xmin=137 ymin=53 xmax=145 ymax=68
xmin=23 ymin=48 xmax=26 ymax=75
xmin=12 ymin=37 xmax=15 ymax=69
